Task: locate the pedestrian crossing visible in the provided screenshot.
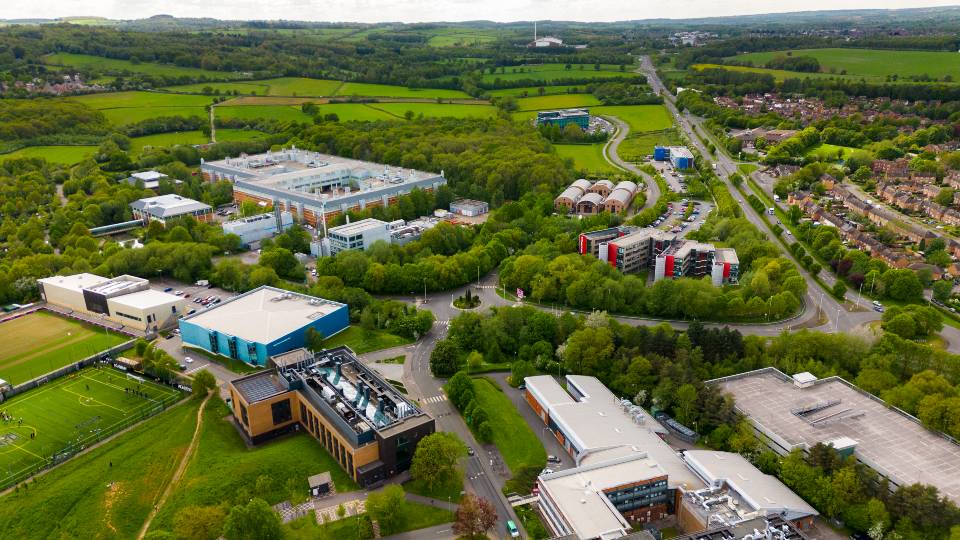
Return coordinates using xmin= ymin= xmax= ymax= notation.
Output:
xmin=424 ymin=394 xmax=448 ymax=404
xmin=435 ymin=320 xmax=450 ymax=328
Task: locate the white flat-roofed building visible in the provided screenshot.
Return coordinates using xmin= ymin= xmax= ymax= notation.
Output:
xmin=327 ymin=218 xmax=390 ymax=255
xmin=682 ymin=450 xmax=818 ymax=528
xmin=125 ymin=170 xmax=178 ymax=190
xmin=131 ymin=194 xmax=213 ymax=225
xmin=179 ymin=286 xmax=349 ymax=366
xmin=200 ymin=147 xmax=446 ymax=226
xmin=37 ymin=273 xmax=186 ymax=332
xmin=222 ymin=211 xmax=294 ymax=247
xmin=449 ymin=199 xmax=489 ymax=217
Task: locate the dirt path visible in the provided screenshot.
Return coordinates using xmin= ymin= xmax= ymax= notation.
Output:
xmin=136 ymin=393 xmax=212 ymax=539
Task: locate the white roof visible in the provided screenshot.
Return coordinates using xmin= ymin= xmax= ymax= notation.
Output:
xmin=131 ymin=171 xmax=167 ymax=181
xmin=130 ymin=195 xmax=212 ymax=218
xmin=38 ymin=273 xmax=109 ymax=293
xmin=183 ymin=287 xmax=344 ymax=344
xmin=683 ymin=450 xmax=818 ymax=521
xmin=329 ymin=218 xmax=388 ymax=236
xmin=792 ymin=372 xmax=818 ymax=384
xmin=110 ymin=289 xmax=183 ymax=310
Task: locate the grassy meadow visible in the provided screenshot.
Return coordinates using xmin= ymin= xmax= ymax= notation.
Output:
xmin=515 ymin=93 xmax=601 ymax=111
xmin=554 ymin=143 xmax=618 ymax=174
xmin=480 ymin=63 xmax=634 ymax=83
xmin=0 ymin=146 xmax=98 ymax=165
xmin=730 ymin=48 xmax=960 ymax=81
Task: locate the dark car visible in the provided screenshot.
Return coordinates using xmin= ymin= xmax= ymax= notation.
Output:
xmin=467 ymin=446 xmax=475 ymax=456
xmin=163 ymin=287 xmax=173 ymax=292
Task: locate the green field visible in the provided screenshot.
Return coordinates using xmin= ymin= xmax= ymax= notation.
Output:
xmin=0 ymin=396 xmax=200 ymax=540
xmin=0 ymin=366 xmax=182 ymax=486
xmin=162 ymin=80 xmax=274 ymax=95
xmin=425 ymin=27 xmax=503 ymax=47
xmin=805 ymin=143 xmax=864 ymax=162
xmin=487 ymin=85 xmax=587 ymax=98
xmin=729 ymin=48 xmax=960 ymax=81
xmin=284 ymin=500 xmax=453 ymax=538
xmin=0 ymin=145 xmax=98 ymax=165
xmin=149 ymin=398 xmax=357 ymax=534
xmin=618 ymin=129 xmax=682 ymax=162
xmin=592 ymin=104 xmax=673 ymax=133
xmin=336 ymin=82 xmax=470 ymax=99
xmin=691 ymin=63 xmax=865 ymax=83
xmin=515 ymin=94 xmax=602 ymax=111
xmin=554 ymin=144 xmax=618 ymax=174
xmin=45 ymin=53 xmax=243 ymax=80
xmin=129 ymin=129 xmax=266 ymax=154
xmin=322 ymin=326 xmax=413 ymax=354
xmin=0 ymin=311 xmax=128 ymax=385
xmin=215 ymin=104 xmax=313 ymax=122
xmin=481 ymin=63 xmax=634 ymax=83
xmin=68 ymin=91 xmax=213 ymax=126
xmin=368 ymin=102 xmax=497 ymax=119
xmin=469 ymin=377 xmax=545 ymax=475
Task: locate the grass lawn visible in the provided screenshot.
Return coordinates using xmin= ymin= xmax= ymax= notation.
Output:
xmin=805 ymin=143 xmax=865 ymax=162
xmin=592 ymin=104 xmax=673 ymax=133
xmin=515 ymin=94 xmax=602 ymax=111
xmin=0 ymin=397 xmax=200 ymax=540
xmin=284 ymin=500 xmax=452 ymax=539
xmin=0 ymin=366 xmax=183 ymax=488
xmin=0 ymin=311 xmax=129 ymax=384
xmin=729 ymin=48 xmax=960 ymax=82
xmin=468 ymin=377 xmax=545 ymax=477
xmin=480 ymin=63 xmax=634 ymax=83
xmin=367 ymin=102 xmax=497 ymax=119
xmin=487 ymin=85 xmax=587 ymax=98
xmin=515 ymin=504 xmax=550 ymax=540
xmin=691 ymin=63 xmax=866 ymax=83
xmin=554 ymin=143 xmax=617 ymax=174
xmin=149 ymin=398 xmax=358 ymax=534
xmin=738 ymin=163 xmax=759 ymax=175
xmin=322 ymin=326 xmax=413 ymax=354
xmin=617 ymin=129 xmax=681 ymax=162
xmin=45 ymin=53 xmax=242 ymax=80
xmin=404 ymin=474 xmax=464 ymax=503
xmin=181 ymin=345 xmax=261 ymax=375
xmin=336 ymin=82 xmax=471 ymax=99
xmin=0 ymin=145 xmax=98 ymax=165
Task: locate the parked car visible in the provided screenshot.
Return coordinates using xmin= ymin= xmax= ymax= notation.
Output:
xmin=185 ymin=357 xmax=194 ymax=364
xmin=184 ymin=293 xmax=191 ymax=298
xmin=187 ymin=309 xmax=197 ymax=315
xmin=163 ymin=287 xmax=174 ymax=292
xmin=547 ymin=455 xmax=561 ymax=464
xmin=174 ymin=290 xmax=184 ymax=296
xmin=467 ymin=446 xmax=475 ymax=456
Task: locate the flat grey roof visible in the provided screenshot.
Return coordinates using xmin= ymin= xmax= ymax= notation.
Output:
xmin=714 ymin=368 xmax=960 ymax=504
xmin=328 ymin=218 xmax=388 ymax=236
xmin=183 ymin=286 xmax=344 ymax=344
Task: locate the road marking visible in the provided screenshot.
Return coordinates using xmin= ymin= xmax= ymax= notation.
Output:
xmin=424 ymin=394 xmax=447 ymax=404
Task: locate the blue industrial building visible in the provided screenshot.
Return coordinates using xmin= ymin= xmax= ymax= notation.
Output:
xmin=536 ymin=108 xmax=590 ymax=130
xmin=178 ymin=286 xmax=349 ymax=366
xmin=653 ymin=146 xmax=695 ymax=170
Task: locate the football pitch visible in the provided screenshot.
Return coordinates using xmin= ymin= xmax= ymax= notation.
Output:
xmin=0 ymin=311 xmax=128 ymax=385
xmin=0 ymin=367 xmax=182 ymax=487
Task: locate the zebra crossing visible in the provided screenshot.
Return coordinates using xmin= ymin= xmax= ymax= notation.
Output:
xmin=435 ymin=320 xmax=450 ymax=328
xmin=424 ymin=394 xmax=448 ymax=404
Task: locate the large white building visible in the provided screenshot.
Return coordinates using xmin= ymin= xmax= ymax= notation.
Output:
xmin=37 ymin=273 xmax=187 ymax=332
xmin=130 ymin=194 xmax=213 ymax=225
xmin=200 ymin=148 xmax=446 ymax=226
xmin=327 ymin=218 xmax=391 ymax=255
xmin=222 ymin=210 xmax=294 ymax=247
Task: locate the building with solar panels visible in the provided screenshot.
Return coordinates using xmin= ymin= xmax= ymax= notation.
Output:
xmin=178 ymin=286 xmax=349 ymax=366
xmin=228 ymin=347 xmax=435 ymax=487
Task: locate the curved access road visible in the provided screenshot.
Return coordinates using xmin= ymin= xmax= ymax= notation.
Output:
xmin=602 ymin=115 xmax=661 ymax=209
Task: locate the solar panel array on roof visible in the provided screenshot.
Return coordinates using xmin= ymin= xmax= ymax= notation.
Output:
xmin=234 ymin=373 xmax=286 ymax=402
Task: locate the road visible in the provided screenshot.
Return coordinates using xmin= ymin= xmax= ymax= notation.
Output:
xmin=602 ymin=114 xmax=661 ymax=208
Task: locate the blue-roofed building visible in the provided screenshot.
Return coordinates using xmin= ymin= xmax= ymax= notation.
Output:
xmin=178 ymin=286 xmax=349 ymax=366
xmin=653 ymin=146 xmax=695 ymax=170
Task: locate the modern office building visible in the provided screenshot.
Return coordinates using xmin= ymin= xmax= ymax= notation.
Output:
xmin=125 ymin=170 xmax=180 ymax=190
xmin=327 ymin=218 xmax=391 ymax=255
xmin=606 ymin=228 xmax=678 ymax=274
xmin=200 ymin=148 xmax=446 ymax=225
xmin=449 ymin=199 xmax=489 ymax=217
xmin=130 ymin=194 xmax=213 ymax=225
xmin=37 ymin=273 xmax=186 ymax=332
xmin=654 ymin=146 xmax=695 ymax=170
xmin=228 ymin=347 xmax=434 ymax=487
xmin=711 ymin=248 xmax=740 ymax=286
xmin=711 ymin=368 xmax=960 ymax=505
xmin=179 ymin=286 xmax=349 ymax=366
xmin=536 ymin=108 xmax=590 ymax=130
xmin=577 ymin=225 xmax=639 ymax=258
xmin=655 ymin=242 xmax=739 ymax=285
xmin=221 ymin=210 xmax=294 ymax=247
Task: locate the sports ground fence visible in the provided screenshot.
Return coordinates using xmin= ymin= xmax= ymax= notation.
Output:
xmin=0 ymin=342 xmax=191 ymax=490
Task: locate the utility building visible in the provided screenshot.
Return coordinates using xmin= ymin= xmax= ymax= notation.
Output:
xmin=179 ymin=286 xmax=348 ymax=366
xmin=222 ymin=210 xmax=294 ymax=247
xmin=654 ymin=146 xmax=695 ymax=170
xmin=229 ymin=347 xmax=435 ymax=486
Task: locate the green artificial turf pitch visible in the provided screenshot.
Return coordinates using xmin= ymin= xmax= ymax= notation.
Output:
xmin=0 ymin=367 xmax=181 ymax=484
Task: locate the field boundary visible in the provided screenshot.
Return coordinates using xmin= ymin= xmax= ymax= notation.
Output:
xmin=1 ymin=339 xmax=136 ymax=401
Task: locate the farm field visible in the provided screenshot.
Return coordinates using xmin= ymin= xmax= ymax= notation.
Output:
xmin=515 ymin=93 xmax=602 ymax=111
xmin=487 ymin=85 xmax=587 ymax=97
xmin=336 ymin=82 xmax=470 ymax=99
xmin=691 ymin=63 xmax=868 ymax=83
xmin=162 ymin=80 xmax=273 ymax=95
xmin=0 ymin=396 xmax=198 ymax=540
xmin=67 ymin=91 xmax=213 ymax=126
xmin=368 ymin=102 xmax=497 ymax=119
xmin=148 ymin=398 xmax=358 ymax=534
xmin=0 ymin=145 xmax=98 ymax=165
xmin=0 ymin=366 xmax=182 ymax=488
xmin=45 ymin=53 xmax=243 ymax=80
xmin=0 ymin=311 xmax=128 ymax=385
xmin=554 ymin=143 xmax=618 ymax=174
xmin=425 ymin=27 xmax=504 ymax=47
xmin=480 ymin=63 xmax=634 ymax=83
xmin=729 ymin=48 xmax=960 ymax=81
xmin=215 ymin=104 xmax=314 ymax=122
xmin=129 ymin=129 xmax=266 ymax=154
xmin=805 ymin=143 xmax=865 ymax=162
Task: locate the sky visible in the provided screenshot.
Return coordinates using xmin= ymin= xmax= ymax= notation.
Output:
xmin=3 ymin=0 xmax=959 ymax=23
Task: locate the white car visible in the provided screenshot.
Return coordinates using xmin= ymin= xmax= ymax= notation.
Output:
xmin=185 ymin=357 xmax=194 ymax=364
